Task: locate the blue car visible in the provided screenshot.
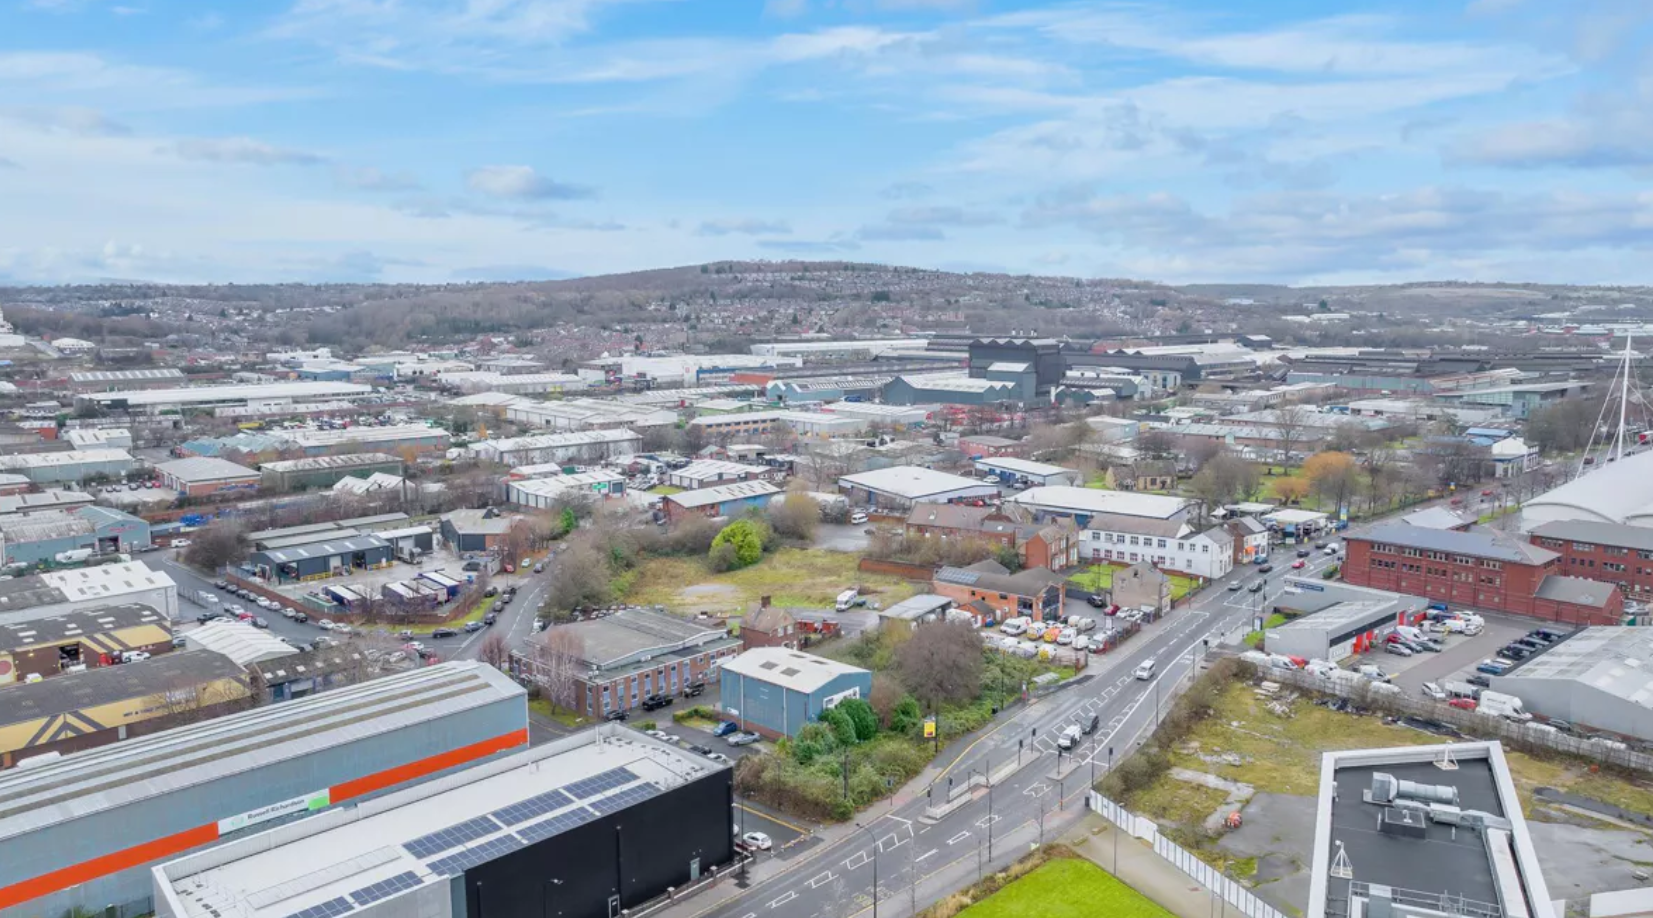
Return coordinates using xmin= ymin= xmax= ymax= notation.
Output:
xmin=1476 ymin=661 xmax=1508 ymax=676
xmin=712 ymin=721 xmax=739 ymax=737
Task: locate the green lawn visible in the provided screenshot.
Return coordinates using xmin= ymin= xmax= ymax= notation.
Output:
xmin=529 ymin=697 xmax=589 ymax=729
xmin=648 ymin=484 xmax=685 ymax=496
xmin=1243 ymin=613 xmax=1288 ymax=647
xmin=961 ymin=858 xmax=1174 ymax=918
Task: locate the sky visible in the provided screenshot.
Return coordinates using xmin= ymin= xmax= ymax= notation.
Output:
xmin=1 ymin=0 xmax=1651 ymax=287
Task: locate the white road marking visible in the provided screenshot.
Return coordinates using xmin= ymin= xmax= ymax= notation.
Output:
xmin=845 ymin=851 xmax=871 ymax=870
xmin=947 ymin=830 xmax=971 ymax=845
xmin=768 ymin=891 xmax=797 ymax=908
xmin=807 ymin=871 xmax=836 ymax=889
xmin=916 ymin=848 xmax=938 ymax=862
xmin=883 ymin=813 xmax=912 ymax=826
xmin=976 ymin=813 xmax=1001 ymax=827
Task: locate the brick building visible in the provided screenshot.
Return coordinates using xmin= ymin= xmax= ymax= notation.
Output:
xmin=957 ymin=435 xmax=1027 ymax=459
xmin=903 ymin=506 xmax=1078 ymax=570
xmin=740 ymin=603 xmax=799 ymax=650
xmin=1344 ymin=523 xmax=1622 ymax=625
xmin=932 ymin=560 xmax=1066 ymax=622
xmin=1528 ymin=520 xmax=1653 ymax=602
xmin=511 ymin=609 xmax=740 ymax=718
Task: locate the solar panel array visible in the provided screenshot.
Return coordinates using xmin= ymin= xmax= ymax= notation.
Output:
xmin=426 ymin=835 xmax=524 ymax=877
xmin=403 ymin=815 xmax=502 ymax=859
xmin=564 ymin=766 xmax=638 ymax=800
xmin=517 ymin=806 xmax=599 ymax=844
xmin=490 ymin=787 xmax=573 ymax=827
xmin=284 ymin=897 xmax=352 ymax=918
xmin=346 ymin=871 xmax=422 ymax=907
xmin=589 ymin=784 xmax=657 ymax=817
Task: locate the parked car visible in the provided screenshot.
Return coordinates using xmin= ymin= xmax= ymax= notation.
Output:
xmin=484 ymin=586 xmax=499 ymax=598
xmin=713 ymin=721 xmax=740 ymax=737
xmin=741 ymin=831 xmax=773 ymax=851
xmin=483 ymin=613 xmax=497 ymax=625
xmin=687 ymin=743 xmax=714 ymax=756
xmin=251 ymin=617 xmax=269 ymax=629
xmin=213 ymin=580 xmax=230 ymax=590
xmin=462 ymin=560 xmax=483 ymax=572
xmin=1056 ymin=628 xmax=1076 ymax=645
xmin=641 ymin=693 xmax=673 ymax=711
xmin=431 ymin=628 xmax=458 ymax=639
xmin=683 ymin=681 xmax=706 ymax=697
xmin=533 ymin=563 xmax=544 ymax=574
xmin=726 ymin=732 xmax=760 ymax=747
xmin=604 ymin=709 xmax=628 ymax=722
xmin=1447 ymin=698 xmax=1478 ymax=711
xmin=464 ymin=621 xmax=485 ymax=633
xmin=1385 ymin=643 xmax=1414 ymax=657
xmin=1085 ymin=593 xmax=1107 ymax=608
xmin=705 ymin=752 xmax=731 ymax=765
xmin=1467 ymin=674 xmax=1492 ymax=689
xmin=849 ymin=510 xmax=869 ymax=525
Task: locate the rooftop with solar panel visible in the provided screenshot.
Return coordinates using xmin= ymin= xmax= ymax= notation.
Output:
xmin=1307 ymin=742 xmax=1556 ymax=918
xmin=153 ymin=726 xmax=730 ymax=918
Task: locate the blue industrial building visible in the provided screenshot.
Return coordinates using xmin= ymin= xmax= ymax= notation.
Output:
xmin=719 ymin=647 xmax=872 ymax=739
xmin=0 ymin=662 xmax=526 ymax=918
xmin=662 ymin=480 xmax=781 ymax=521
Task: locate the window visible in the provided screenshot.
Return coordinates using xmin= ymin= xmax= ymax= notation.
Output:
xmin=1605 ymin=562 xmax=1627 ymax=573
xmin=1573 ymin=542 xmax=1594 ymax=552
xmin=1607 ymin=546 xmax=1629 ymax=556
xmin=1482 ymin=560 xmax=1502 ymax=571
xmin=1202 ymin=545 xmax=1210 ymax=553
xmin=1157 ymin=539 xmax=1168 ymax=548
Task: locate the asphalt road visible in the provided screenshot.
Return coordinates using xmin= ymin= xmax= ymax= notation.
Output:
xmin=671 ymin=546 xmax=1344 ymax=918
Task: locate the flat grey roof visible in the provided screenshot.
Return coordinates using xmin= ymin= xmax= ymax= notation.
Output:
xmin=1500 ymin=627 xmax=1653 ymax=705
xmin=0 ymin=602 xmax=165 ymax=654
xmin=1271 ymin=598 xmax=1399 ymax=634
xmin=1327 ymin=757 xmax=1504 ymax=912
xmin=1533 ymin=575 xmax=1616 ymax=607
xmin=0 ymin=662 xmax=523 ymax=842
xmin=1530 ymin=519 xmax=1653 ymax=552
xmin=544 ymin=608 xmax=729 ymax=670
xmin=1356 ymin=523 xmax=1558 ymax=565
xmin=157 ymin=456 xmax=260 ymax=483
xmin=0 ymin=650 xmax=245 ymax=731
xmin=254 ymin=534 xmax=390 ymax=564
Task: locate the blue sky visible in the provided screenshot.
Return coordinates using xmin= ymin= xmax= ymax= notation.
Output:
xmin=1 ymin=0 xmax=1650 ymax=286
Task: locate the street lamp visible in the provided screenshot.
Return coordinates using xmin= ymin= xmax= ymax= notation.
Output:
xmin=856 ymin=823 xmax=880 ymax=918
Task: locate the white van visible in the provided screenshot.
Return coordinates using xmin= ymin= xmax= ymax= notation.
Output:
xmin=1134 ymin=660 xmax=1157 ymax=681
xmin=1056 ymin=724 xmax=1083 ymax=750
xmin=834 ymin=588 xmax=860 ymax=612
xmin=1000 ymin=618 xmax=1028 ymax=636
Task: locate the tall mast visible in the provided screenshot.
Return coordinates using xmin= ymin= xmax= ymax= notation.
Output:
xmin=1616 ymin=334 xmax=1633 ymax=463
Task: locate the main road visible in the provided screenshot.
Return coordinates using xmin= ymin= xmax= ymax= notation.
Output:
xmin=669 ymin=545 xmax=1343 ymax=918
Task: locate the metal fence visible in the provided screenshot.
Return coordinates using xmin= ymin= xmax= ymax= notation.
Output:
xmin=1088 ymin=792 xmax=1290 ymax=918
xmin=1259 ymin=667 xmax=1653 ymax=774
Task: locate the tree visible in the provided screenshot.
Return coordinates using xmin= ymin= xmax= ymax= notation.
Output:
xmin=477 ymin=633 xmax=510 ymax=670
xmin=1272 ymin=404 xmax=1312 ymax=463
xmin=894 ymin=620 xmax=985 ymax=711
xmin=767 ymin=483 xmax=820 ymax=542
xmin=836 ymin=697 xmax=879 ymax=742
xmin=183 ymin=522 xmax=250 ymax=571
xmin=1187 ymin=452 xmax=1257 ymax=509
xmin=711 ymin=519 xmax=764 ymax=569
xmin=1270 ymin=475 xmax=1310 ymax=505
xmin=543 ymin=541 xmax=612 ymax=614
xmin=820 ymin=704 xmax=858 ymax=746
xmin=1303 ymin=451 xmax=1361 ymax=516
xmin=530 ymin=628 xmax=586 ymax=714
xmin=1137 ymin=429 xmax=1178 ymax=459
xmin=889 ymin=694 xmax=923 ymax=734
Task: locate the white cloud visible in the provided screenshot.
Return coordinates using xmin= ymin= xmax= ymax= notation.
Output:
xmin=695 ymin=218 xmax=792 ymax=236
xmin=334 ymin=165 xmax=423 ymax=191
xmin=0 ymin=51 xmax=313 ymax=110
xmin=169 ymin=137 xmax=328 ymax=166
xmin=0 ymin=106 xmax=130 ymax=136
xmin=465 ymin=165 xmax=595 ymax=200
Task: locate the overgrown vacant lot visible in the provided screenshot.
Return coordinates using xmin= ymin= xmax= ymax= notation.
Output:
xmin=958 ymin=857 xmax=1173 ymax=918
xmin=620 ymin=548 xmax=915 ymax=611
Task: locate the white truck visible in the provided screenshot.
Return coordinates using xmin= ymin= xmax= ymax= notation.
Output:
xmin=1477 ymin=690 xmax=1531 ymax=721
xmin=54 ymin=548 xmax=94 ymax=565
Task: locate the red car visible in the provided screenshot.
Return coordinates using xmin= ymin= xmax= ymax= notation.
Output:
xmin=1480 ymin=489 xmax=1494 ymax=497
xmin=1449 ymin=497 xmax=1464 ymax=505
xmin=1104 ymin=604 xmax=1120 ymax=616
xmin=1447 ymin=698 xmax=1477 ymax=711
xmin=1291 ymin=559 xmax=1306 ymax=569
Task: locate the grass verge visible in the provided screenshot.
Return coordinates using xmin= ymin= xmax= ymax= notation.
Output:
xmin=529 ymin=697 xmax=589 ymax=729
xmin=954 ymin=852 xmax=1174 ymax=918
xmin=621 ymin=548 xmax=916 ymax=610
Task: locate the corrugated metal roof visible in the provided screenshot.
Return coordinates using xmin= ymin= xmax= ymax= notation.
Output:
xmin=724 ymin=647 xmax=868 ymax=694
xmin=255 ymin=534 xmax=390 ymax=563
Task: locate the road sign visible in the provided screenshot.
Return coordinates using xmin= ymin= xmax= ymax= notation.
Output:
xmin=923 ymin=719 xmax=936 ymax=739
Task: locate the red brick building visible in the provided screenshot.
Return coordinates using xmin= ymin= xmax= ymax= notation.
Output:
xmin=740 ymin=603 xmax=799 ymax=650
xmin=932 ymin=560 xmax=1067 ymax=621
xmin=1528 ymin=520 xmax=1653 ymax=602
xmin=957 ymin=435 xmax=1027 ymax=459
xmin=1344 ymin=523 xmax=1622 ymax=625
xmin=904 ymin=506 xmax=1078 ymax=570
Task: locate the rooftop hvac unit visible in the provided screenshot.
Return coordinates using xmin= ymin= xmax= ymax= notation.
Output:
xmin=1369 ymin=772 xmax=1461 ymax=807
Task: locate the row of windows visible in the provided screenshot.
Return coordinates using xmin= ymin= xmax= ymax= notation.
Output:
xmin=1533 ymin=537 xmax=1653 ymax=561
xmin=1088 ymin=531 xmax=1212 ymax=554
xmin=1368 ymin=543 xmax=1503 ymax=569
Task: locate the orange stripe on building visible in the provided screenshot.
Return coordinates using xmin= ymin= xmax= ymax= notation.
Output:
xmin=0 ymin=728 xmax=529 ymax=911
xmin=329 ymin=727 xmax=528 ymax=803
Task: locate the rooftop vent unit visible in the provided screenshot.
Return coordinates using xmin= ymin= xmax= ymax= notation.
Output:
xmin=1368 ymin=772 xmax=1461 ymax=807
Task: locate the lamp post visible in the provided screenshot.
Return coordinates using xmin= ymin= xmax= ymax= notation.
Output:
xmin=856 ymin=823 xmax=880 ymax=918
xmin=1109 ymin=746 xmax=1117 ymax=873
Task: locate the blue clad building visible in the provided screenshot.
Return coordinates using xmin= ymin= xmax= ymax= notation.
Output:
xmin=719 ymin=647 xmax=872 ymax=739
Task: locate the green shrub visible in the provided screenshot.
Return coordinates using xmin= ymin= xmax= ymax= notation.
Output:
xmin=711 ymin=519 xmax=765 ymax=569
xmin=838 ymin=698 xmax=879 ymax=742
xmin=821 ymin=706 xmax=858 ymax=746
xmin=890 ymin=695 xmax=923 ymax=735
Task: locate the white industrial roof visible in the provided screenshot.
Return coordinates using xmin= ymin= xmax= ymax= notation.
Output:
xmin=673 ymin=459 xmax=767 ymax=481
xmin=508 ymin=472 xmax=624 ymax=499
xmin=665 ymin=480 xmax=780 ymax=509
xmin=39 ymin=560 xmax=174 ymax=601
xmin=184 ymin=620 xmax=298 ymax=665
xmin=476 ymin=428 xmax=642 ymax=453
xmin=1007 ymin=486 xmax=1191 ymax=520
xmin=0 ymin=448 xmax=133 ymax=470
xmin=972 ymin=457 xmax=1076 ymax=478
xmin=1522 ymin=450 xmax=1653 ymax=527
xmin=86 ymin=382 xmax=372 ymax=406
xmin=158 ymin=456 xmax=261 ymax=483
xmin=285 ymin=424 xmax=444 ymax=448
xmin=724 ymin=646 xmax=869 ymax=694
xmin=156 ymin=730 xmax=719 ymax=918
xmin=838 ymin=466 xmax=996 ymax=500
xmin=895 ymin=374 xmax=1014 ymax=394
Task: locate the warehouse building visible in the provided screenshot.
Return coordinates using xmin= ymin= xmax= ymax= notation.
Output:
xmin=156 ymin=456 xmax=262 ymax=497
xmin=441 ymin=508 xmax=516 ymax=553
xmin=689 ymin=409 xmax=866 ymax=440
xmin=823 ymin=401 xmax=933 ymax=427
xmin=661 ymin=480 xmax=781 ymax=522
xmin=284 ymin=423 xmax=451 ymax=457
xmin=77 ymin=505 xmax=153 ymax=552
xmin=260 ymin=453 xmax=404 ymax=491
xmin=153 ymin=727 xmax=733 ymax=918
xmin=0 ymin=560 xmax=178 ymax=625
xmin=0 ymin=448 xmax=135 ymax=484
xmin=1520 ymin=450 xmax=1653 ymax=529
xmin=505 ymin=472 xmax=626 ymax=510
xmin=441 ymin=370 xmax=589 ymax=395
xmin=471 ymin=429 xmax=643 ymax=466
xmin=0 ymin=489 xmax=94 ymax=516
xmin=0 ymin=662 xmax=526 ymax=917
xmin=972 ymin=456 xmax=1082 ymax=487
xmin=1492 ymin=627 xmax=1653 ymax=742
xmin=1307 ymin=742 xmax=1553 ymax=918
xmin=0 ymin=511 xmax=94 ymax=567
xmin=1008 ymin=486 xmax=1193 ymax=528
xmin=78 ymin=381 xmax=374 ymax=415
xmin=720 ymin=647 xmax=872 ymax=738
xmin=882 ymin=374 xmax=1020 ymax=406
xmin=837 ymin=465 xmax=999 ymax=510
xmin=249 ymin=534 xmax=394 ymax=584
xmin=181 ymin=619 xmax=300 ymax=666
xmin=0 ymin=602 xmax=172 ymax=684
xmin=1265 ymin=580 xmax=1423 ymax=663
xmin=63 ymin=426 xmax=134 ymax=450
xmin=67 ymin=367 xmax=187 ymax=390
xmin=666 ymin=458 xmax=778 ymax=490
xmin=504 ymin=398 xmax=677 ymax=432
xmin=0 ymin=649 xmax=251 ymax=767
xmin=512 ymin=609 xmax=740 ymax=718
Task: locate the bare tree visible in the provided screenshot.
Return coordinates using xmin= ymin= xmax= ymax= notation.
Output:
xmin=894 ymin=620 xmax=984 ymax=711
xmin=767 ymin=480 xmax=820 ymax=542
xmin=531 ymin=628 xmax=586 ymax=713
xmin=1272 ymin=403 xmax=1311 ymax=465
xmin=183 ymin=522 xmax=250 ymax=572
xmin=477 ymin=632 xmax=511 ymax=669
